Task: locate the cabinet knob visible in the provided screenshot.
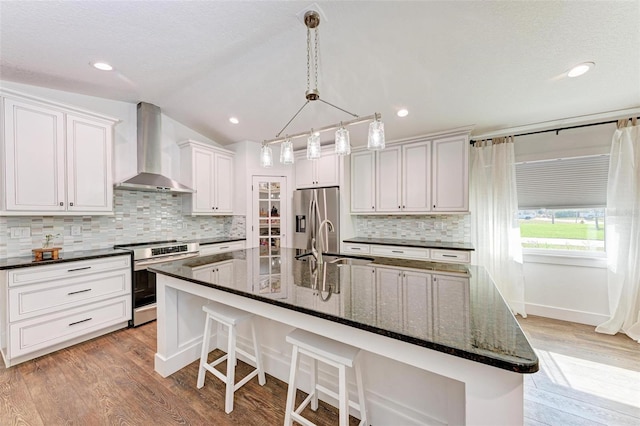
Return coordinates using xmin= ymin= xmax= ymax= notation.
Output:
xmin=433 ymin=205 xmax=436 ymax=208
xmin=70 ymin=202 xmax=74 ymax=207
xmin=371 ymin=206 xmax=374 ymax=209
xmin=403 ymin=205 xmax=405 ymax=209
xmin=59 ymin=202 xmax=64 ymax=206
xmin=398 ymin=205 xmax=400 ymax=209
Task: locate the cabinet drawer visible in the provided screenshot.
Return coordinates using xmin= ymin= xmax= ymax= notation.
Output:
xmin=342 ymin=243 xmax=371 ymax=254
xmin=9 ymin=269 xmax=131 ymax=322
xmin=9 ymin=296 xmax=131 ymax=358
xmin=199 ymin=241 xmax=245 ymax=256
xmin=430 ymin=249 xmax=471 ymax=264
xmin=8 ymin=255 xmax=131 ymax=287
xmin=370 ymin=245 xmax=430 ymax=260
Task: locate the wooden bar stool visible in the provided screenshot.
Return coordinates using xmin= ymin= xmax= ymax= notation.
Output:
xmin=284 ymin=328 xmax=367 ymax=426
xmin=196 ymin=302 xmax=266 ymax=414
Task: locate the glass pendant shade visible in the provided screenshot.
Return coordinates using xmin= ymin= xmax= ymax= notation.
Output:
xmin=307 ymin=132 xmax=321 ymax=159
xmin=260 ymin=144 xmax=273 ymax=168
xmin=367 ymin=118 xmax=385 ymax=151
xmin=280 ymin=139 xmax=294 ymax=164
xmin=334 ymin=127 xmax=351 ymax=156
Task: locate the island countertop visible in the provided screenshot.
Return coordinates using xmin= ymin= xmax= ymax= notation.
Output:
xmin=150 ymin=248 xmax=538 ymax=373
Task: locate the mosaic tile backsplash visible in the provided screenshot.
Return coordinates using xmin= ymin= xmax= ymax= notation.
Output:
xmin=355 ymin=214 xmax=471 ymax=242
xmin=0 ymin=190 xmax=246 ymax=259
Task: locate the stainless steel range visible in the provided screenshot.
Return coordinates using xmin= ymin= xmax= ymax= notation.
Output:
xmin=114 ymin=240 xmax=199 ymax=327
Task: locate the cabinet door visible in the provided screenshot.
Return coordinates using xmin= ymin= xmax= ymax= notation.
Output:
xmin=432 ymin=135 xmax=469 ymax=212
xmin=66 ymin=114 xmax=113 ymax=212
xmin=294 ymin=156 xmax=316 ymax=189
xmin=402 ymin=271 xmax=432 ymax=340
xmin=376 ymin=147 xmax=402 ymax=212
xmin=375 ymin=267 xmax=403 ymax=331
xmin=315 ymin=152 xmax=339 ymax=187
xmin=432 ymin=274 xmax=470 ymax=340
xmin=214 ymin=261 xmax=234 ymax=285
xmin=350 ymin=151 xmax=375 ymax=212
xmin=349 ymin=265 xmax=376 ymax=324
xmin=192 ymin=148 xmax=215 ymax=213
xmin=402 ymin=141 xmax=431 ymax=212
xmin=3 ymin=98 xmax=65 ymax=211
xmin=214 ymin=152 xmax=233 ymax=213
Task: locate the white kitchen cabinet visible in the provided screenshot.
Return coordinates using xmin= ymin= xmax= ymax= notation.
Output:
xmin=432 ymin=135 xmax=469 ymax=212
xmin=198 ymin=240 xmax=246 ymax=256
xmin=432 ymin=274 xmax=470 ymax=340
xmin=179 ymin=139 xmax=234 ymax=215
xmin=369 ymin=244 xmax=430 ymax=261
xmin=295 ymin=150 xmax=339 ymax=189
xmin=350 ymin=151 xmax=375 ymax=212
xmin=402 ymin=270 xmax=433 ymax=341
xmin=342 ymin=241 xmax=471 ymax=264
xmin=350 ymin=131 xmax=468 ymax=214
xmin=376 ymin=147 xmax=402 ymax=212
xmin=192 ymin=260 xmax=234 ymax=285
xmin=349 ymin=265 xmax=376 ymax=324
xmin=1 ymin=92 xmax=116 ymax=215
xmin=375 ymin=267 xmax=403 ymax=331
xmin=1 ymin=255 xmax=132 ymax=366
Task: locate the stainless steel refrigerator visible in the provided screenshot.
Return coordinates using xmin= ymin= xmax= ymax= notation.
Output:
xmin=293 ymin=186 xmax=340 ymax=255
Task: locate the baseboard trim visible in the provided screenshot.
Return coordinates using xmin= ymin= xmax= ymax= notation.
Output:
xmin=525 ymin=303 xmax=609 ymax=326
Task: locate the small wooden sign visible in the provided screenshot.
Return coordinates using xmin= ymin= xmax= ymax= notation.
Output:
xmin=32 ymin=247 xmax=62 ymax=261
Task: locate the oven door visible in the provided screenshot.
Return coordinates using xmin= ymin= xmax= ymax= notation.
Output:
xmin=131 ymin=252 xmax=199 ymax=327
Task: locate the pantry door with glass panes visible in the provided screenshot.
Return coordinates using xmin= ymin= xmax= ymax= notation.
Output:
xmin=252 ymin=176 xmax=288 ymax=299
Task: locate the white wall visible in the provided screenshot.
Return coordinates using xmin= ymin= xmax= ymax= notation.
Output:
xmin=0 ymin=80 xmax=219 ymax=182
xmin=514 ymin=125 xmax=614 ymax=325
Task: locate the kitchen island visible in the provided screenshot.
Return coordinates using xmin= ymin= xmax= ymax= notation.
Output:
xmin=151 ymin=248 xmax=537 ymax=425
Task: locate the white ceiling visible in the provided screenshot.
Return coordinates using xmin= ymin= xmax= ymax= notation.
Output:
xmin=1 ymin=1 xmax=639 ymax=149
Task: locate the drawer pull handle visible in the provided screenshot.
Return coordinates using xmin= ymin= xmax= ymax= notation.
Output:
xmin=68 ymin=288 xmax=91 ymax=295
xmin=68 ymin=266 xmax=91 ymax=272
xmin=69 ymin=317 xmax=92 ymax=327
xmin=351 ymin=247 xmax=361 ymax=250
xmin=219 ymin=246 xmax=229 ymax=250
xmin=391 ymin=250 xmax=404 ymax=253
xmin=442 ymin=254 xmax=457 ymax=258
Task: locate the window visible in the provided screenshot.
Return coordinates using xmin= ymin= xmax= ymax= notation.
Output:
xmin=519 ymin=208 xmax=605 ymax=252
xmin=515 ymin=155 xmax=609 ymax=256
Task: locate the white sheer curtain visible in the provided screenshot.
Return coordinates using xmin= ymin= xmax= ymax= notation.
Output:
xmin=596 ymin=119 xmax=640 ymax=342
xmin=470 ymin=137 xmax=526 ymax=317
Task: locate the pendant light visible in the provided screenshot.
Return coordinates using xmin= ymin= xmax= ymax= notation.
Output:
xmin=334 ymin=125 xmax=351 ymax=156
xmin=280 ymin=138 xmax=294 ymax=164
xmin=260 ymin=144 xmax=273 ymax=168
xmin=367 ymin=113 xmax=385 ymax=150
xmin=260 ymin=9 xmax=384 ymax=166
xmin=307 ymin=131 xmax=321 ymax=159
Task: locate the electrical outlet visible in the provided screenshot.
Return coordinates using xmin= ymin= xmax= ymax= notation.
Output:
xmin=71 ymin=225 xmax=82 ymax=236
xmin=10 ymin=227 xmax=21 ymax=238
xmin=21 ymin=227 xmax=31 ymax=237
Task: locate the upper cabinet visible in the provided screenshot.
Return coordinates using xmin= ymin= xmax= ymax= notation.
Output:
xmin=179 ymin=139 xmax=234 ymax=215
xmin=294 ymin=149 xmax=339 ymax=189
xmin=351 ymin=131 xmax=469 ymax=214
xmin=1 ymin=91 xmax=117 ymax=215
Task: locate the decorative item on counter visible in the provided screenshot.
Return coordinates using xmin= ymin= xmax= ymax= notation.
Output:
xmin=33 ymin=233 xmax=62 ymax=261
xmin=43 ymin=233 xmax=60 ymax=248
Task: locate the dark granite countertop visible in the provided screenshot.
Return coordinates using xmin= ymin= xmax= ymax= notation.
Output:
xmin=0 ymin=248 xmax=132 ymax=270
xmin=190 ymin=237 xmax=246 ymax=246
xmin=343 ymin=237 xmax=474 ymax=251
xmin=150 ymin=248 xmax=537 ymax=373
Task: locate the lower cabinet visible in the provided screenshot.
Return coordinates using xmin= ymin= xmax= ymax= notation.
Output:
xmin=347 ymin=265 xmax=469 ymax=341
xmin=198 ymin=240 xmax=245 ymax=256
xmin=343 ymin=242 xmax=471 ymax=264
xmin=1 ymin=255 xmax=132 ymax=366
xmin=192 ymin=260 xmax=234 ymax=285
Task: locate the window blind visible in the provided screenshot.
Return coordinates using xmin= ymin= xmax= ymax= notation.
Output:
xmin=515 ymin=155 xmax=609 ymax=209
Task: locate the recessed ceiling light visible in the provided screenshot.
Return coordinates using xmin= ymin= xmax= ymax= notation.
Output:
xmin=229 ymin=117 xmax=239 ymax=124
xmin=567 ymin=62 xmax=595 ymax=78
xmin=92 ymin=62 xmax=113 ymax=71
xmin=397 ymin=109 xmax=409 ymax=117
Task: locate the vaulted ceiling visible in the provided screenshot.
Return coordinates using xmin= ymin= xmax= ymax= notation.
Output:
xmin=1 ymin=1 xmax=638 ymax=149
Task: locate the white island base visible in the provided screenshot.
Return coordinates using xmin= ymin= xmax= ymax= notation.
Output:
xmin=154 ymin=275 xmax=524 ymax=425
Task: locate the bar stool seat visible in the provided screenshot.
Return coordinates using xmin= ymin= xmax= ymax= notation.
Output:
xmin=284 ymin=328 xmax=367 ymax=426
xmin=196 ymin=302 xmax=266 ymax=414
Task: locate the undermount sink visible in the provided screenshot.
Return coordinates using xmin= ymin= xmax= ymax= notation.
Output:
xmin=295 ymin=252 xmax=374 ymax=266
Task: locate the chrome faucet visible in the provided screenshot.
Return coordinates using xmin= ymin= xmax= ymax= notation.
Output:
xmin=315 ymin=219 xmax=334 ymax=265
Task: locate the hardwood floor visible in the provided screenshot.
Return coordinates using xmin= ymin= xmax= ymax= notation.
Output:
xmin=518 ymin=315 xmax=640 ymax=426
xmin=1 ymin=316 xmax=638 ymax=425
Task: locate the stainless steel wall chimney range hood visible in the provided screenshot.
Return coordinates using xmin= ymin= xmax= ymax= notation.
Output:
xmin=115 ymin=102 xmax=194 ymax=193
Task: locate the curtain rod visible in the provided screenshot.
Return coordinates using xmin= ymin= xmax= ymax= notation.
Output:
xmin=469 ymin=118 xmax=637 ymax=145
